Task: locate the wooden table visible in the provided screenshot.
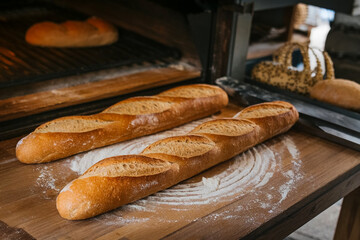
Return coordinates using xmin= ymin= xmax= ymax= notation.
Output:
xmin=0 ymin=104 xmax=359 ymax=239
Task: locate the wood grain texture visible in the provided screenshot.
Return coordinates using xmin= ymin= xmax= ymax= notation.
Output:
xmin=0 ymin=104 xmax=359 ymax=239
xmin=0 ymin=220 xmax=35 ymax=240
xmin=0 ymin=67 xmax=200 ymax=122
xmin=334 ymin=187 xmax=360 ymax=240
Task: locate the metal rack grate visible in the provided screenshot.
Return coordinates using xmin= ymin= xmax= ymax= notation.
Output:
xmin=0 ymin=2 xmax=181 ymax=88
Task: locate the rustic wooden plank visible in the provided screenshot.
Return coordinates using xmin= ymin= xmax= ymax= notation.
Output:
xmin=246 ymin=165 xmax=360 ymax=240
xmin=162 ymin=133 xmax=360 ymax=240
xmin=0 ymin=220 xmax=35 ymax=240
xmin=334 ymin=187 xmax=360 ymax=240
xmin=0 ymin=67 xmax=200 ymax=122
xmin=0 ymin=104 xmax=359 ymax=239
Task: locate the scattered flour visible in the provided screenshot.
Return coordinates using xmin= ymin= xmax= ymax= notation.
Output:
xmin=202 ymin=177 xmax=221 ymax=193
xmin=33 ymin=116 xmax=304 ymax=225
xmin=278 ymin=138 xmax=303 ymax=204
xmin=285 ymin=137 xmax=300 ymax=159
xmin=36 ymin=166 xmax=59 ymax=192
xmin=260 ymin=202 xmax=271 ymax=209
xmin=123 ymin=143 xmax=282 ymax=211
xmin=255 ymin=172 xmax=274 ymax=188
xmin=265 ymin=136 xmax=304 ymax=214
xmin=68 ymin=117 xmax=212 ymax=175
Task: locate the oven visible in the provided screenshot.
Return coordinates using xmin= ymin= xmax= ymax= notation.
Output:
xmin=1 ymin=0 xmax=358 ymax=149
xmin=1 ymin=0 xmax=205 ymax=139
xmin=1 ymin=0 xmax=360 ymax=239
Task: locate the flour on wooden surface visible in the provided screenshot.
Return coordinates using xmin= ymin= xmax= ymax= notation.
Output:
xmin=33 ymin=115 xmax=304 ymax=225
xmin=202 ymin=177 xmax=221 ymax=192
xmin=36 ymin=166 xmax=58 ymax=192
xmin=68 ymin=117 xmax=211 ymax=175
xmin=119 ymin=136 xmax=303 ymax=213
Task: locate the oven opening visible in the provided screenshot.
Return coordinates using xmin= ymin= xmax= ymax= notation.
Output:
xmin=0 ymin=0 xmax=206 ymax=139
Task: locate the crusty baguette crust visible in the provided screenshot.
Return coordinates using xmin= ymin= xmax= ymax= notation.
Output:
xmin=25 ymin=17 xmax=118 ymax=47
xmin=234 ymin=101 xmax=299 ymax=141
xmin=309 ymin=79 xmax=360 ymax=111
xmin=56 ymin=155 xmax=180 ymax=220
xmin=56 ymin=101 xmax=299 ymax=220
xmin=16 ymin=84 xmax=228 ymax=164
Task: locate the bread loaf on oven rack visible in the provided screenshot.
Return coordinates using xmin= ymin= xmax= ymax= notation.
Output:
xmin=16 ymin=84 xmax=228 ymax=164
xmin=56 ymin=101 xmax=299 ymax=220
xmin=25 ymin=17 xmax=118 ymax=47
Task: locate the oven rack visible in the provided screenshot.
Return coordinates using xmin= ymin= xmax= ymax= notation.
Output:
xmin=0 ymin=2 xmax=180 ymax=88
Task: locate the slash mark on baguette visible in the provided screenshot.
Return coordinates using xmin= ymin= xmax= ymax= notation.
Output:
xmin=191 ymin=119 xmax=256 ymax=136
xmin=234 ymin=104 xmax=290 ymax=119
xmin=102 ymin=98 xmax=175 ymax=115
xmin=35 ymin=118 xmax=113 ymax=133
xmin=80 ymin=155 xmax=175 ymax=178
xmin=157 ymin=86 xmax=220 ymax=98
xmin=142 ymin=135 xmax=215 ymax=158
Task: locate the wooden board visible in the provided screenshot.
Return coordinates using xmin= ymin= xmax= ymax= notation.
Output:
xmin=0 ymin=66 xmax=200 ymax=122
xmin=0 ymin=104 xmax=359 ymax=239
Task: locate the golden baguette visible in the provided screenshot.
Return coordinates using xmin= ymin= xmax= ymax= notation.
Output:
xmin=56 ymin=101 xmax=299 ymax=220
xmin=25 ymin=17 xmax=118 ymax=47
xmin=16 ymin=84 xmax=229 ymax=164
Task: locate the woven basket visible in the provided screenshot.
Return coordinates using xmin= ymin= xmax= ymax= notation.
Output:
xmin=252 ymin=42 xmax=335 ymax=94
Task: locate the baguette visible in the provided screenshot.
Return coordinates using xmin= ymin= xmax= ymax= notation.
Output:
xmin=25 ymin=17 xmax=118 ymax=47
xmin=309 ymin=79 xmax=360 ymax=111
xmin=56 ymin=101 xmax=299 ymax=220
xmin=16 ymin=84 xmax=228 ymax=164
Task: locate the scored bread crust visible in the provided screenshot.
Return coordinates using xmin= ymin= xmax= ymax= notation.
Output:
xmin=56 ymin=101 xmax=299 ymax=220
xmin=234 ymin=101 xmax=299 ymax=141
xmin=56 ymin=155 xmax=180 ymax=220
xmin=25 ymin=16 xmax=118 ymax=47
xmin=16 ymin=84 xmax=228 ymax=164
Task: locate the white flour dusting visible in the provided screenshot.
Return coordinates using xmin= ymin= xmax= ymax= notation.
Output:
xmin=279 ymin=137 xmax=303 ymax=203
xmin=33 ymin=116 xmax=304 ymax=225
xmin=36 ymin=166 xmax=58 ymax=192
xmin=255 ymin=172 xmax=274 ymax=188
xmin=122 ymin=142 xmax=294 ymax=212
xmin=279 ymin=170 xmax=295 ymax=202
xmin=33 ymin=165 xmax=64 ymax=199
xmin=202 ymin=177 xmax=221 ymax=193
xmin=67 ymin=117 xmax=211 ymax=175
xmin=284 ymin=137 xmax=300 ymax=159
